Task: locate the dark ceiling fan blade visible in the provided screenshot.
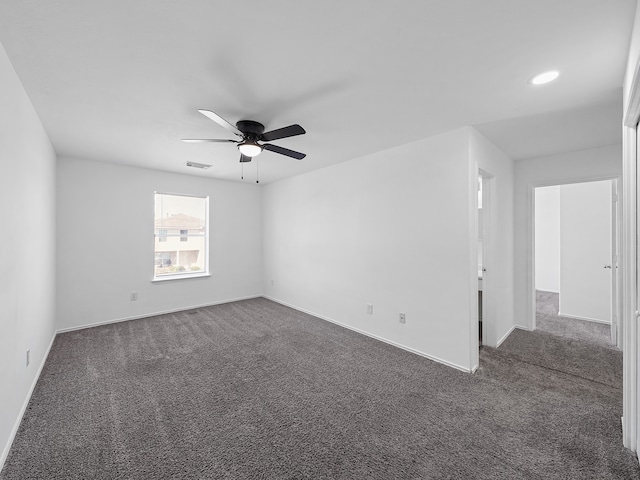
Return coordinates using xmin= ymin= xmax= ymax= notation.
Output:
xmin=239 ymin=154 xmax=252 ymax=163
xmin=198 ymin=109 xmax=244 ymax=137
xmin=260 ymin=124 xmax=305 ymax=142
xmin=181 ymin=138 xmax=237 ymax=143
xmin=262 ymin=143 xmax=306 ymax=160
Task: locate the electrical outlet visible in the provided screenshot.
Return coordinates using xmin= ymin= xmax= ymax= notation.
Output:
xmin=26 ymin=349 xmax=30 ymax=367
xmin=399 ymin=313 xmax=406 ymax=324
xmin=367 ymin=304 xmax=374 ymax=315
xmin=130 ymin=292 xmax=138 ymax=301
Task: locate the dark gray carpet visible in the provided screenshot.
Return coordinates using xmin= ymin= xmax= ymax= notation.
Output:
xmin=1 ymin=298 xmax=638 ymax=479
xmin=536 ymin=290 xmax=613 ymax=348
xmin=496 ymin=328 xmax=621 ymax=389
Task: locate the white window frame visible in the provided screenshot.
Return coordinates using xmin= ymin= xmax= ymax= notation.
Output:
xmin=153 ymin=192 xmax=210 ymax=282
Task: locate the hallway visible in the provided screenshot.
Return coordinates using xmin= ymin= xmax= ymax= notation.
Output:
xmin=536 ymin=290 xmax=612 ymax=348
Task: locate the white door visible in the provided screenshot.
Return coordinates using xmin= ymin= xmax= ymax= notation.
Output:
xmin=558 ymin=180 xmax=612 ymax=324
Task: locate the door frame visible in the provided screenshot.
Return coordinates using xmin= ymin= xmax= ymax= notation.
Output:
xmin=478 ymin=171 xmax=494 ymax=347
xmin=527 ymin=180 xmax=621 ymax=334
xmin=622 ymin=56 xmax=640 ymax=450
xmin=611 ymin=179 xmax=620 ymax=346
xmin=527 ymin=177 xmax=621 ymax=333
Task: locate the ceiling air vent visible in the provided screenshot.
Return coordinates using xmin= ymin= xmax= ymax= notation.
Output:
xmin=185 ymin=161 xmax=212 ymax=169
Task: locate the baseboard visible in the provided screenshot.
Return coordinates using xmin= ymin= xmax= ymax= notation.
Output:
xmin=496 ymin=325 xmax=516 ymax=348
xmin=0 ymin=332 xmax=56 ymax=473
xmin=263 ymin=296 xmax=473 ymax=373
xmin=56 ymin=295 xmax=262 ymax=334
xmin=514 ymin=325 xmax=532 ymax=332
xmin=557 ymin=312 xmax=611 ymax=325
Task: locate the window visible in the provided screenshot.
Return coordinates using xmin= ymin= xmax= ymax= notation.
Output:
xmin=154 ymin=251 xmax=173 ymax=267
xmin=154 ymin=192 xmax=209 ymax=280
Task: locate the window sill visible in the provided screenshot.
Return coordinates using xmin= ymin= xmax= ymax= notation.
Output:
xmin=152 ymin=272 xmax=211 ymax=283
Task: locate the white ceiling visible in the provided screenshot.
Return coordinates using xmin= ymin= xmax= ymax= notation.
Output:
xmin=475 ymin=90 xmax=623 ymax=161
xmin=0 ymin=1 xmax=635 ymax=183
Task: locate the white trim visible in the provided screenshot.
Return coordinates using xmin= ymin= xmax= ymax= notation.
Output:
xmin=153 ymin=190 xmax=208 ymax=199
xmin=556 ymin=312 xmax=612 ymax=325
xmin=0 ymin=333 xmax=56 ymax=473
xmin=528 ymin=184 xmax=537 ymax=331
xmin=477 ymin=170 xmax=495 ymax=348
xmin=493 ymin=325 xmax=531 ymax=349
xmin=496 ymin=325 xmax=517 ymax=348
xmin=529 ymin=175 xmax=622 ymax=188
xmin=514 ymin=325 xmax=532 ymax=331
xmin=469 ymin=163 xmax=480 ymax=365
xmin=264 ymin=296 xmax=474 ymax=373
xmin=622 ymin=121 xmax=638 ymax=451
xmin=625 ymin=57 xmax=640 ymax=127
xmin=628 ymin=52 xmax=640 ymax=456
xmin=151 ymin=273 xmax=211 ymax=283
xmin=56 ymin=295 xmax=261 ymax=333
xmin=611 ymin=179 xmax=621 ymax=348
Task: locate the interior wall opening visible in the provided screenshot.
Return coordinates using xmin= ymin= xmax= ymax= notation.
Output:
xmin=477 ymin=171 xmax=493 ymax=349
xmin=533 ymin=180 xmax=619 ymax=348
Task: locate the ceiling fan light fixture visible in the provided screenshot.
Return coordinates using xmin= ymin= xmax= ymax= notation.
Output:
xmin=238 ymin=141 xmax=263 ymax=157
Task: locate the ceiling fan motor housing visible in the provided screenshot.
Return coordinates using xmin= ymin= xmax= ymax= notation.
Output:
xmin=236 ymin=120 xmax=265 ymax=140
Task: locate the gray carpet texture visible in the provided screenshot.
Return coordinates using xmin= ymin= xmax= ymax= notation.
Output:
xmin=536 ymin=290 xmax=612 ymax=348
xmin=1 ymin=298 xmax=638 ymax=479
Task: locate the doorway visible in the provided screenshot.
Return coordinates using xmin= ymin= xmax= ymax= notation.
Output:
xmin=477 ymin=171 xmax=493 ymax=347
xmin=533 ymin=180 xmax=619 ymax=347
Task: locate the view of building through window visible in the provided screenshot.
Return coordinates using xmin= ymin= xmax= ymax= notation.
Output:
xmin=154 ymin=193 xmax=208 ymax=279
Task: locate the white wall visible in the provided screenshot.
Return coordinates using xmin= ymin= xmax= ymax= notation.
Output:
xmin=469 ymin=129 xmax=515 ymax=348
xmin=263 ymin=127 xmax=493 ymax=372
xmin=56 ymin=157 xmax=262 ymax=330
xmin=624 ymin=1 xmax=640 ymax=110
xmin=0 ymin=43 xmax=57 ymax=468
xmin=558 ymin=180 xmax=612 ymax=323
xmin=535 ymin=186 xmax=560 ymax=293
xmin=514 ymin=144 xmax=622 ymax=329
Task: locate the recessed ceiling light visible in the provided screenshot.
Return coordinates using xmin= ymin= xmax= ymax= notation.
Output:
xmin=529 ymin=70 xmax=559 ymax=85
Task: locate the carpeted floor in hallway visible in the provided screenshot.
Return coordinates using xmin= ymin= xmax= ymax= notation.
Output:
xmin=536 ymin=290 xmax=613 ymax=348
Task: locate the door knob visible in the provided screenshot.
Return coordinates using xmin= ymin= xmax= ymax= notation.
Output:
xmin=604 ymin=265 xmax=612 ymax=269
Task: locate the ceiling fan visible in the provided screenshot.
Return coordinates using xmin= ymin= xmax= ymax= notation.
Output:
xmin=182 ymin=109 xmax=306 ymax=163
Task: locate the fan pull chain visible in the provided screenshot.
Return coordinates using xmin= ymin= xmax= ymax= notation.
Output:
xmin=256 ymin=157 xmax=259 ymax=184
xmin=241 ymin=162 xmax=244 ymax=180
